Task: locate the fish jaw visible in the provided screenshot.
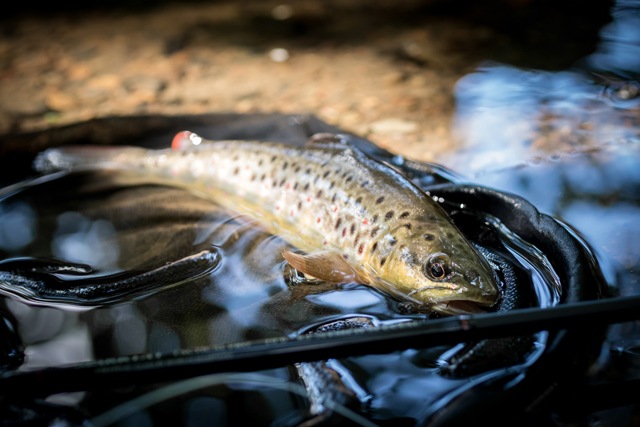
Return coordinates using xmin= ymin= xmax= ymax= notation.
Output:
xmin=386 ymin=277 xmax=498 ymax=315
xmin=410 ymin=272 xmax=499 ymax=314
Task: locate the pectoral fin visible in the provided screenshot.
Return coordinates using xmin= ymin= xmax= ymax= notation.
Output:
xmin=282 ymin=251 xmax=364 ymax=284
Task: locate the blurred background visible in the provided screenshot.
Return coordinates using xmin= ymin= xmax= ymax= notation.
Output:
xmin=0 ymin=0 xmax=628 ymax=163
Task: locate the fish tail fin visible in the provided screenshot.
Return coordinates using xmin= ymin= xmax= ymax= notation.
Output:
xmin=33 ymin=145 xmax=150 ymax=174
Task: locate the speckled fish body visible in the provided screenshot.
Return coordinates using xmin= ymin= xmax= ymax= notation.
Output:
xmin=34 ymin=132 xmax=499 ymax=314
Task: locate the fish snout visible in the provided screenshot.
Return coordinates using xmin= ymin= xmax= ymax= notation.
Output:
xmin=458 ymin=270 xmax=499 ymax=307
xmin=465 ymin=268 xmax=499 ymax=296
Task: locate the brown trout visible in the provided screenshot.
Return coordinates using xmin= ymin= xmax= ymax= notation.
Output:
xmin=34 ymin=131 xmax=499 ymax=314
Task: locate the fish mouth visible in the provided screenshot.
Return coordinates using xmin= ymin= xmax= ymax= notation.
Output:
xmin=409 ymin=283 xmax=497 ymax=315
xmin=371 ymin=278 xmax=496 ymax=315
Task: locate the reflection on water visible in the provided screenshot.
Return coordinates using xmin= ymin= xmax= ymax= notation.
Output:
xmin=450 ymin=0 xmax=640 ymax=176
xmin=450 ymin=66 xmax=640 ymax=173
xmin=52 ymin=212 xmax=120 ymax=271
xmin=0 ymin=202 xmax=36 ymax=252
xmin=586 ymin=0 xmax=640 ymax=76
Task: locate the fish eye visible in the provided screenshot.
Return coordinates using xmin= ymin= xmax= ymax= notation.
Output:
xmin=423 ymin=254 xmax=451 ymax=281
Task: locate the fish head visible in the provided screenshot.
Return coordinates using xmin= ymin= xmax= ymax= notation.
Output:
xmin=374 ymin=225 xmax=499 ymax=315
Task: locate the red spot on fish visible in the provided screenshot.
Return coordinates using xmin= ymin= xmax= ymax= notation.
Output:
xmin=275 ymin=205 xmax=281 ymax=211
xmin=316 ymin=217 xmax=321 ymax=223
xmin=333 ymin=206 xmax=338 ymax=212
xmin=307 ymin=196 xmax=312 ymax=203
xmin=357 ymin=243 xmax=364 ymax=255
xmin=362 ymin=219 xmax=369 ymax=225
xmin=171 ymin=131 xmax=192 ymax=150
xmin=285 ymin=183 xmax=291 ymax=190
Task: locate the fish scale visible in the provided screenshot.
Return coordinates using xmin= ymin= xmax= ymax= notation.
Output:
xmin=34 ymin=131 xmax=499 ymax=314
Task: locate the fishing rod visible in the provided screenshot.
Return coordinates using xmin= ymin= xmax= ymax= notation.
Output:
xmin=2 ymin=294 xmax=639 ymax=397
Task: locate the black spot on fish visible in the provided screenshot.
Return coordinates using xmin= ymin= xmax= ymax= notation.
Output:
xmin=403 ymin=223 xmax=412 ymax=230
xmin=361 ymin=180 xmax=370 ymax=188
xmin=314 ymin=175 xmax=320 ymax=184
xmin=355 ymin=196 xmax=362 ymax=205
xmin=283 ymin=161 xmax=288 ymax=170
xmin=295 ymin=166 xmax=301 ymax=173
xmin=350 ymin=224 xmax=356 ymax=235
xmin=317 ymin=190 xmax=323 ymax=198
xmin=357 ymin=243 xmax=364 ymax=255
xmin=298 ymin=201 xmax=303 ymax=210
xmin=329 ymin=181 xmax=335 ymax=189
xmin=335 ymin=218 xmax=342 ymax=230
xmin=389 ymin=237 xmax=397 ymax=246
xmin=376 ymin=196 xmax=385 ymax=204
xmin=354 ymin=233 xmax=360 ymax=245
xmin=372 ymin=214 xmax=379 ymax=223
xmin=323 ymin=171 xmax=331 ymax=178
xmin=294 ymin=182 xmax=299 ymax=190
xmin=399 ymin=212 xmax=410 ymax=219
xmin=346 ymin=176 xmax=353 ymax=183
xmin=370 ymin=227 xmax=380 ymax=238
xmin=271 ymin=155 xmax=277 ymax=163
xmin=423 ymin=233 xmax=435 ymax=241
xmin=371 ymin=241 xmax=378 ymax=252
xmin=305 ymin=168 xmax=311 ymax=175
xmin=260 ymin=173 xmax=266 ymax=181
xmin=331 ymin=193 xmax=337 ymax=203
xmin=342 ymin=228 xmax=347 ymax=237
xmin=258 ymin=159 xmax=263 ymax=166
xmin=250 ymin=173 xmax=256 ymax=181
xmin=385 ymin=211 xmax=394 ymax=220
xmin=279 ymin=178 xmax=286 ymax=187
xmin=233 ymin=167 xmax=239 ymax=175
xmin=304 ymin=183 xmax=310 ymax=191
xmin=380 ymin=257 xmax=387 ymax=266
